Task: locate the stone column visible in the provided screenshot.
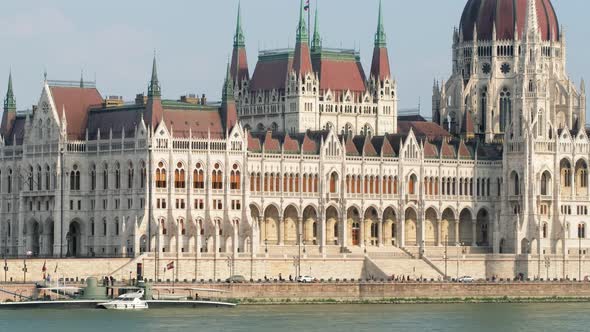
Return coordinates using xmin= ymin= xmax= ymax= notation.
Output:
xmin=399 ymin=214 xmax=406 ymax=248
xmin=471 ymin=219 xmax=477 ymax=247
xmin=278 ymin=214 xmax=284 ymax=246
xmin=233 ymin=221 xmax=239 ymax=255
xmin=297 ymin=217 xmax=303 ymax=245
xmin=377 ymin=218 xmax=383 ymax=247
xmin=454 ymin=219 xmax=460 ymax=245
xmin=360 ymin=218 xmax=365 ymax=248
xmin=320 ymin=215 xmax=326 ymax=252
xmin=437 ymin=219 xmax=442 ymax=247
xmin=341 ymin=215 xmax=347 ymax=251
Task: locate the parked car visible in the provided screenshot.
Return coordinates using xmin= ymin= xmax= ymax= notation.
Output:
xmin=297 ymin=276 xmax=314 ymax=283
xmin=457 ymin=276 xmax=474 ymax=283
xmin=226 ymin=275 xmax=246 ymax=283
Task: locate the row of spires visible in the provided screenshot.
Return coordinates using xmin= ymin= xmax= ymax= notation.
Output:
xmin=230 ymin=0 xmax=391 ymax=85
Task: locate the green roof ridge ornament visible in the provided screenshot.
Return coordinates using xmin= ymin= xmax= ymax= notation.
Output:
xmin=296 ymin=0 xmax=309 ymax=44
xmin=4 ymin=70 xmax=16 ymax=112
xmin=148 ymin=53 xmax=161 ymax=98
xmin=375 ymin=0 xmax=387 ymax=48
xmin=222 ymin=61 xmax=234 ymax=103
xmin=234 ymin=1 xmax=246 ymax=48
xmin=311 ymin=5 xmax=321 ymax=51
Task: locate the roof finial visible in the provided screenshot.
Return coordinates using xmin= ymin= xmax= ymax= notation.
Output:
xmin=296 ymin=0 xmax=308 ymax=43
xmin=4 ymin=70 xmax=16 ymax=112
xmin=375 ymin=0 xmax=386 ymax=48
xmin=234 ymin=1 xmax=246 ymax=48
xmin=311 ymin=2 xmax=321 ymax=51
xmin=148 ymin=52 xmax=161 ymax=98
xmin=80 ymin=69 xmax=85 ymax=88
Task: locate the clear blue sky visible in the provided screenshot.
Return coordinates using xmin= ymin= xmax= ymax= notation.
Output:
xmin=0 ymin=0 xmax=587 ymax=117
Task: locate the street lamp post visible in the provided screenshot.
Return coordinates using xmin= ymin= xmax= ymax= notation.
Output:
xmin=22 ymin=255 xmax=28 ymax=284
xmin=444 ymin=235 xmax=448 ymax=281
xmin=297 ymin=230 xmax=302 ymax=278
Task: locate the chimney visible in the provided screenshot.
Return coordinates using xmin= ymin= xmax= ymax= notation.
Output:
xmin=200 ymin=94 xmax=207 ymax=105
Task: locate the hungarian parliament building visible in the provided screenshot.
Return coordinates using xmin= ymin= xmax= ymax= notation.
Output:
xmin=0 ymin=0 xmax=586 ymax=260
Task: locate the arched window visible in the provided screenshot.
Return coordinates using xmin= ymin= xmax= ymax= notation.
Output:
xmin=140 ymin=161 xmax=146 ymax=189
xmin=193 ymin=163 xmax=204 ymax=189
xmin=230 ymin=164 xmax=241 ymax=190
xmin=114 ymin=218 xmax=120 ymax=236
xmin=70 ymin=165 xmax=80 ymax=191
xmin=408 ymin=174 xmax=417 ymax=195
xmin=542 ymin=223 xmax=548 ymax=239
xmin=329 ymin=172 xmax=338 ymax=193
xmin=179 ymin=219 xmax=186 ymax=236
xmin=114 ymin=163 xmax=121 ymax=190
xmin=103 ymin=164 xmax=109 ymax=190
xmin=511 ymin=172 xmax=520 ymax=195
xmin=174 ymin=162 xmax=186 ymax=189
xmin=36 ymin=166 xmax=42 ymax=191
xmin=128 ymin=162 xmax=134 ymax=189
xmin=541 ymin=172 xmax=550 ymax=196
xmin=90 ymin=164 xmax=96 ymax=191
xmin=499 ymin=88 xmax=512 ymax=132
xmin=578 ymin=223 xmax=586 ymax=239
xmin=28 ymin=166 xmax=34 ymax=191
xmin=361 ymin=124 xmax=373 ymax=137
xmin=212 ymin=163 xmax=223 ymax=190
xmin=160 ymin=219 xmax=167 ymax=235
xmin=370 ymin=222 xmax=378 ymax=238
xmin=103 ymin=219 xmax=107 ymax=236
xmin=155 ymin=162 xmax=166 ymax=188
xmin=45 ymin=165 xmax=51 ymax=190
xmin=7 ymin=169 xmax=12 ymax=194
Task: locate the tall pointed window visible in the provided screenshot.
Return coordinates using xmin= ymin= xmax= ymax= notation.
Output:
xmin=155 ymin=162 xmax=167 ymax=188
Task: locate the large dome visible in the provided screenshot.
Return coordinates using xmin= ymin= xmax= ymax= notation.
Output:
xmin=460 ymin=0 xmax=559 ymax=42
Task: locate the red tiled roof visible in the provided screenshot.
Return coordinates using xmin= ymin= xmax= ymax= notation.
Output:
xmin=164 ymin=109 xmax=224 ymax=139
xmin=460 ymin=0 xmax=559 ymax=41
xmin=462 ymin=110 xmax=475 ymax=136
xmin=345 ymin=135 xmax=359 ymax=156
xmin=247 ymin=132 xmax=261 ymax=152
xmin=398 ymin=121 xmax=452 ymax=140
xmin=314 ymin=58 xmax=366 ymax=93
xmin=230 ymin=47 xmax=250 ymax=83
xmin=263 ymin=130 xmax=280 ymax=152
xmin=362 ymin=136 xmax=378 ymax=157
xmin=423 ymin=141 xmax=439 ymax=158
xmin=50 ymin=86 xmax=103 ymax=140
xmin=370 ymin=47 xmax=391 ymax=79
xmin=301 ymin=132 xmax=318 ymax=154
xmin=283 ymin=134 xmax=300 ymax=153
xmin=380 ymin=135 xmax=396 ymax=157
xmin=250 ymin=57 xmax=293 ymax=91
xmin=441 ymin=140 xmax=456 ymax=159
xmin=458 ymin=140 xmax=473 ymax=159
xmin=293 ymin=42 xmax=313 ymax=76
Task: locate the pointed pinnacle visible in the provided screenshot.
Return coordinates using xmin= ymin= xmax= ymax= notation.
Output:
xmin=375 ymin=0 xmax=387 ymax=47
xmin=234 ymin=1 xmax=246 ymax=47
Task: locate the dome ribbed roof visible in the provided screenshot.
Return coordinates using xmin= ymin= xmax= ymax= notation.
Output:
xmin=460 ymin=0 xmax=559 ymax=42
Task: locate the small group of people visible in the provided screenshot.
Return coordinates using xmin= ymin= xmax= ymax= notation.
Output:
xmin=391 ymin=275 xmax=414 ymax=282
xmin=103 ymin=276 xmax=115 ymax=286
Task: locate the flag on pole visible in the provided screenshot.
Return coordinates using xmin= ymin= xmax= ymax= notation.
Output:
xmin=304 ymin=0 xmax=310 ymax=11
xmin=166 ymin=261 xmax=174 ymax=271
xmin=42 ymin=261 xmax=47 ymax=280
xmin=54 ymin=263 xmax=58 ymax=273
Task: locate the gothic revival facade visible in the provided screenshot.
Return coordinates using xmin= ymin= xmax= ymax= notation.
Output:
xmin=0 ymin=0 xmax=586 ymax=262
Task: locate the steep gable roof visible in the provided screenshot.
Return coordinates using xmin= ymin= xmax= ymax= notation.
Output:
xmin=50 ymin=86 xmax=103 ymax=140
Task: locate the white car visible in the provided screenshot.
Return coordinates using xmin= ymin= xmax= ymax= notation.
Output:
xmin=457 ymin=276 xmax=474 ymax=283
xmin=297 ymin=276 xmax=314 ymax=283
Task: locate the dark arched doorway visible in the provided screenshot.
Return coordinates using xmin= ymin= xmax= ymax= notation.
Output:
xmin=67 ymin=221 xmax=81 ymax=257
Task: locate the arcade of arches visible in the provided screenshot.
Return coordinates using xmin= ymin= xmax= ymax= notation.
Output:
xmin=252 ymin=204 xmax=491 ymax=248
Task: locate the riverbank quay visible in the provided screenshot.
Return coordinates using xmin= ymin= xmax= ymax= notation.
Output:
xmin=5 ymin=281 xmax=590 ymax=305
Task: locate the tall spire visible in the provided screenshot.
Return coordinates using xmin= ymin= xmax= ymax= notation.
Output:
xmin=524 ymin=0 xmax=539 ymax=40
xmin=230 ymin=2 xmax=250 ymax=84
xmin=234 ymin=1 xmax=245 ymax=48
xmin=222 ymin=62 xmax=234 ymax=102
xmin=296 ymin=0 xmax=308 ymax=43
xmin=148 ymin=53 xmax=161 ymax=98
xmin=311 ymin=5 xmax=321 ymax=51
xmin=4 ymin=71 xmax=15 ymax=112
xmin=375 ymin=0 xmax=387 ymax=48
xmin=221 ymin=62 xmax=238 ymax=133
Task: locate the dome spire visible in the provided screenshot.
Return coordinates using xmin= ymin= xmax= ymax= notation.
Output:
xmin=375 ymin=0 xmax=386 ymax=47
xmin=524 ymin=0 xmax=539 ymax=39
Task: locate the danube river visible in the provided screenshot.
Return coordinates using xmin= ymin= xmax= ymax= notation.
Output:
xmin=0 ymin=303 xmax=588 ymax=331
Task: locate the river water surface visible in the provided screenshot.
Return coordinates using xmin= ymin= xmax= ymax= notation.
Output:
xmin=0 ymin=303 xmax=587 ymax=331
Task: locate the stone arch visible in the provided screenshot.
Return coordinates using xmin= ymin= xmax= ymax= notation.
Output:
xmin=283 ymin=205 xmax=299 ymax=245
xmin=424 ymin=207 xmax=438 ymax=246
xmin=459 ymin=209 xmax=473 ymax=245
xmin=66 ymin=220 xmax=82 ymax=257
xmin=575 ymin=158 xmax=588 ymax=196
xmin=263 ymin=205 xmax=280 ymax=245
xmin=303 ymin=205 xmax=318 ymax=245
xmin=383 ymin=207 xmax=397 ymax=246
xmin=540 ymin=170 xmax=552 ymax=196
xmin=326 ymin=205 xmax=339 ymax=245
xmin=441 ymin=207 xmax=456 ymax=244
xmin=404 ymin=207 xmax=418 ymax=246
xmin=559 ymin=158 xmax=572 ymax=195
xmin=521 ymin=238 xmax=530 ymax=254
xmin=347 ymin=206 xmax=361 ymax=247
xmin=364 ymin=206 xmax=379 ymax=246
xmin=510 ymin=170 xmax=520 ymax=195
xmin=27 ymin=219 xmax=41 ymax=256
xmin=476 ymin=208 xmax=490 ymax=246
